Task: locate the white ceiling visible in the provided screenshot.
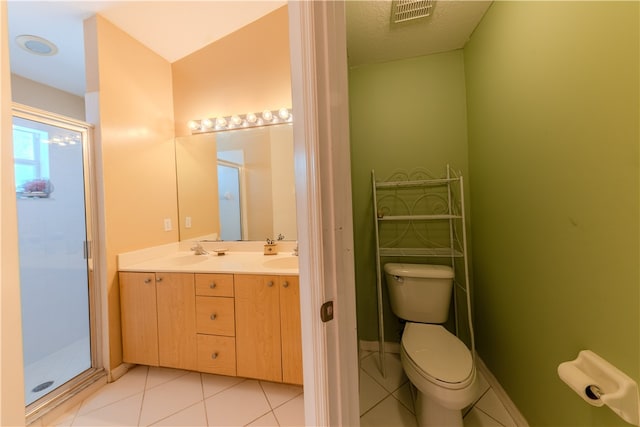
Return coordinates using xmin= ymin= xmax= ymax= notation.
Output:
xmin=7 ymin=1 xmax=286 ymax=96
xmin=346 ymin=0 xmax=492 ymax=67
xmin=7 ymin=1 xmax=491 ymax=97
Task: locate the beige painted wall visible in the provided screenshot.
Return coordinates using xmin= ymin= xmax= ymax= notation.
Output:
xmin=1 ymin=2 xmax=26 ymax=424
xmin=172 ymin=6 xmax=291 ymax=137
xmin=84 ymin=15 xmax=178 ymax=369
xmin=11 ymin=74 xmax=86 ymax=121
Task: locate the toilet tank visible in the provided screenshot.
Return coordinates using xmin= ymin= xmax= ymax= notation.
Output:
xmin=383 ymin=263 xmax=454 ymax=323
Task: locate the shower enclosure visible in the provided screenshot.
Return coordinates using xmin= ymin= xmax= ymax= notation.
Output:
xmin=12 ymin=104 xmax=103 ymax=420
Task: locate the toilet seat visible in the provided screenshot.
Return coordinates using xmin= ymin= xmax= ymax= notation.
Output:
xmin=402 ymin=323 xmax=474 ymax=389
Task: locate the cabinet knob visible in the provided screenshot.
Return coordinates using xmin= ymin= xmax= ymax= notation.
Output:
xmin=283 ymin=281 xmax=289 ymax=288
xmin=267 ymin=281 xmax=274 ymax=287
xmin=211 ymin=352 xmax=219 ymax=360
xmin=156 ymin=277 xmax=163 ymax=283
xmin=209 ymin=282 xmax=217 ymax=289
xmin=144 ymin=278 xmax=152 ymax=284
xmin=210 ymin=313 xmax=217 ymax=321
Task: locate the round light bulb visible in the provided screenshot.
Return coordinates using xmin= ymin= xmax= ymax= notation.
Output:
xmin=202 ymin=118 xmax=213 ymax=129
xmin=246 ymin=113 xmax=257 ymax=123
xmin=278 ymin=108 xmax=290 ymax=120
xmin=188 ymin=120 xmax=200 ymax=130
xmin=231 ymin=115 xmax=242 ymax=125
xmin=262 ymin=110 xmax=273 ymax=121
xmin=216 ymin=117 xmax=228 ymax=127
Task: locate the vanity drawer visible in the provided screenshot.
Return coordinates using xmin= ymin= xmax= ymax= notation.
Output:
xmin=195 ymin=296 xmax=235 ymax=336
xmin=196 ymin=335 xmax=236 ymax=376
xmin=195 ymin=273 xmax=234 ymax=297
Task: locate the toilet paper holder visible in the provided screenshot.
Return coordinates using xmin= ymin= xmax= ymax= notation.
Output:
xmin=558 ymin=350 xmax=640 ymax=425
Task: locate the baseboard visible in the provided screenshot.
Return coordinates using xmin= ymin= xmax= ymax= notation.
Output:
xmin=476 ymin=356 xmax=529 ymax=427
xmin=109 ymin=362 xmax=134 ymax=382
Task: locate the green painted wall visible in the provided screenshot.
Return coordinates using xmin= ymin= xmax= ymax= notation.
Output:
xmin=464 ymin=2 xmax=639 ymax=425
xmin=349 ymin=50 xmax=470 ymax=342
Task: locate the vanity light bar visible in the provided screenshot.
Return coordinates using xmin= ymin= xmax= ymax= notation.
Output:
xmin=188 ymin=107 xmax=293 ymax=134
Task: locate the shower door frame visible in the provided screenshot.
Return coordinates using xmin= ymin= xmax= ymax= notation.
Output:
xmin=13 ymin=103 xmax=105 ymax=424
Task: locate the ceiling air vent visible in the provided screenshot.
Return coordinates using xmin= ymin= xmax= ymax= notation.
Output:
xmin=391 ymin=0 xmax=434 ymax=24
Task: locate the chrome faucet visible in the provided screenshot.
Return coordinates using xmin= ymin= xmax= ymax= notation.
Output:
xmin=190 ymin=241 xmax=208 ymax=255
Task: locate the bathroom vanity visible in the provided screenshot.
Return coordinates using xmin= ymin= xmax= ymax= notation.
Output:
xmin=118 ymin=244 xmax=302 ymax=385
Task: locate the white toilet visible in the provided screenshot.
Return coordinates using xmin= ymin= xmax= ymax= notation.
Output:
xmin=384 ymin=263 xmax=478 ymax=427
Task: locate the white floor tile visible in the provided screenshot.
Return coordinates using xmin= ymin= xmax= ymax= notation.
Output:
xmin=247 ymin=411 xmax=279 ymax=426
xmin=360 ymin=352 xmax=408 ymax=393
xmin=50 ymin=402 xmax=82 ymax=426
xmin=360 ymin=395 xmax=417 ymax=427
xmin=201 ymin=374 xmax=245 ymax=399
xmin=259 ymin=380 xmax=303 ymax=409
xmin=77 ymin=366 xmax=148 ymax=416
xmin=150 ymin=401 xmax=208 ymax=426
xmin=71 ymin=392 xmax=143 ymax=426
xmin=204 ymin=380 xmax=271 ymax=426
xmin=392 ymin=382 xmax=415 ymax=414
xmin=138 ymin=372 xmax=204 ymax=426
xmin=359 ymin=370 xmax=389 ymax=415
xmin=273 ymin=394 xmax=305 ymax=427
xmin=463 ymin=407 xmax=503 ymax=427
xmin=145 ymin=366 xmax=190 ymax=390
xmin=474 ymin=389 xmax=516 ymax=427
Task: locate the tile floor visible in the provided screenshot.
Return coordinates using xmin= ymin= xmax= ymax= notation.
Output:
xmin=359 ymin=351 xmax=518 ymax=427
xmin=51 ymin=366 xmax=304 ymax=426
xmin=49 ymin=351 xmax=518 ymax=427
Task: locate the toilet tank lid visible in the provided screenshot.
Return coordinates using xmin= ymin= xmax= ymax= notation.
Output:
xmin=384 ymin=263 xmax=454 ymax=279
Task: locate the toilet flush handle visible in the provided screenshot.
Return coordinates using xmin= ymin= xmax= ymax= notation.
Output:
xmin=393 ymin=275 xmax=404 ymax=283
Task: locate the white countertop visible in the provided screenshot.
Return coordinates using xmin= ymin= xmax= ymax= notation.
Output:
xmin=118 ymin=244 xmax=299 ymax=275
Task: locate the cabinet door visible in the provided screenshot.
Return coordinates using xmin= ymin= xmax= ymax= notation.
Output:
xmin=280 ymin=276 xmax=303 ymax=385
xmin=156 ymin=272 xmax=197 ymax=370
xmin=120 ymin=272 xmax=159 ymax=366
xmin=235 ymin=274 xmax=282 ymax=382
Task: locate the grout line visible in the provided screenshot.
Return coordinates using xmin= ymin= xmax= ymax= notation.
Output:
xmin=475 ymin=406 xmax=508 ymax=427
xmin=200 ymin=373 xmax=210 ymax=426
xmin=136 ymin=366 xmax=150 ymax=426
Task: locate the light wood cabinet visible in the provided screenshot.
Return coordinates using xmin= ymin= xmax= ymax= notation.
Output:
xmin=120 ymin=270 xmax=300 ymax=384
xmin=120 ymin=272 xmax=159 ymax=366
xmin=119 ymin=271 xmax=196 ymax=370
xmin=280 ymin=276 xmax=303 ymax=385
xmin=235 ymin=274 xmax=302 ymax=385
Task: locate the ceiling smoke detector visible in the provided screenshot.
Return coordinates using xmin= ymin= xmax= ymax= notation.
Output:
xmin=391 ymin=0 xmax=435 ymax=24
xmin=15 ymin=35 xmax=58 ymax=56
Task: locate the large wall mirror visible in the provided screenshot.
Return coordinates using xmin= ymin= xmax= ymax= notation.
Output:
xmin=175 ymin=123 xmax=296 ymax=242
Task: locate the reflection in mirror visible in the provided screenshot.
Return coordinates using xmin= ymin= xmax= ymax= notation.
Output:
xmin=175 ymin=124 xmax=296 ymax=241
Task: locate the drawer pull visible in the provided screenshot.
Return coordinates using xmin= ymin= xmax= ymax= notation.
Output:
xmin=209 ymin=282 xmax=216 ymax=289
xmin=283 ymin=281 xmax=289 ymax=288
xmin=267 ymin=281 xmax=274 ymax=287
xmin=156 ymin=277 xmax=163 ymax=283
xmin=144 ymin=278 xmax=152 ymax=284
xmin=211 ymin=352 xmax=219 ymax=360
xmin=210 ymin=313 xmax=217 ymax=321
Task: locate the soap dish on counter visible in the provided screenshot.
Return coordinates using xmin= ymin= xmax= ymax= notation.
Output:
xmin=212 ymin=249 xmax=228 ymax=256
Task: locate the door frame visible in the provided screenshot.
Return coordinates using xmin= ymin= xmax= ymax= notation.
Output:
xmin=288 ymin=2 xmax=360 ymax=425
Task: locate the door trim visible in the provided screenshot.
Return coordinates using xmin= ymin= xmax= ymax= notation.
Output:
xmin=288 ymin=2 xmax=360 ymax=425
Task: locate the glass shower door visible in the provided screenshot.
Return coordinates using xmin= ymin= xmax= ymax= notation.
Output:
xmin=13 ymin=106 xmax=99 ymax=412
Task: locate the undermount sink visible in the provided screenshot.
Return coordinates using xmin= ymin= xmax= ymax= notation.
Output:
xmin=164 ymin=254 xmax=210 ymax=266
xmin=262 ymin=256 xmax=299 ymax=269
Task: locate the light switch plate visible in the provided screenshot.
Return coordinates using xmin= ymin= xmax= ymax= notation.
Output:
xmin=163 ymin=218 xmax=172 ymax=231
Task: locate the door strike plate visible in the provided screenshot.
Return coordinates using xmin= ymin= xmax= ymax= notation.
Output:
xmin=320 ymin=301 xmax=334 ymax=322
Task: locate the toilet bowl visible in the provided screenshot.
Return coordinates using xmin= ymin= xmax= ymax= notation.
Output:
xmin=401 ymin=323 xmax=477 ymax=426
xmin=383 ymin=263 xmax=477 ymax=427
